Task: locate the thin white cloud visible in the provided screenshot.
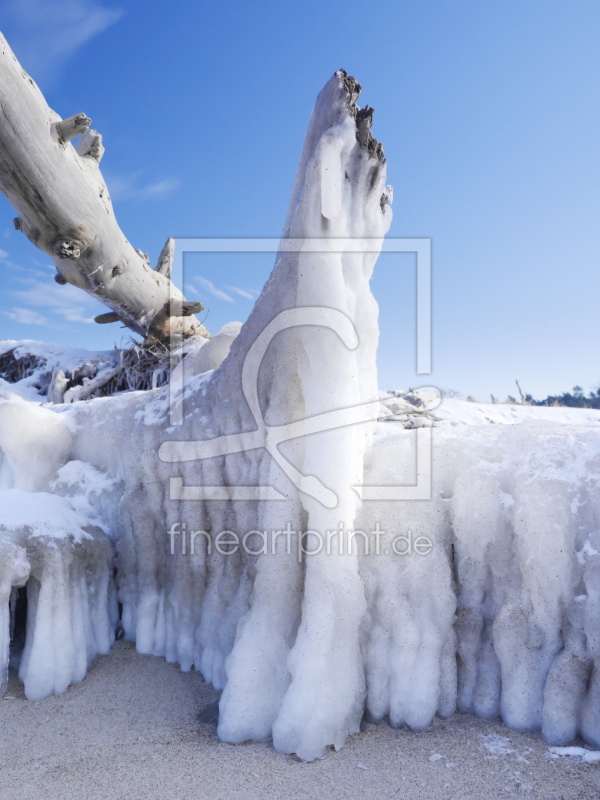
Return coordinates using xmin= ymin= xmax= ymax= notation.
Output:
xmin=55 ymin=306 xmax=95 ymax=324
xmin=139 ymin=177 xmax=181 ymax=200
xmin=11 ymin=276 xmax=98 ymax=325
xmin=31 ymin=259 xmax=57 ymax=271
xmin=1 ymin=0 xmax=123 ymax=83
xmin=195 ymin=277 xmax=235 ymax=304
xmin=3 ymin=307 xmax=48 ymax=326
xmin=226 ymin=286 xmax=258 ymax=300
xmin=0 ymin=251 xmax=47 ymax=276
xmin=105 ymin=172 xmax=181 ymax=203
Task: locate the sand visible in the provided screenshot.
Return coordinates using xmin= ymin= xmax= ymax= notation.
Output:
xmin=0 ymin=641 xmax=598 ymax=800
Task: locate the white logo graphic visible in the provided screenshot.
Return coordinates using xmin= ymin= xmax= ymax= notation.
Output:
xmin=160 ymin=307 xmax=433 ymax=506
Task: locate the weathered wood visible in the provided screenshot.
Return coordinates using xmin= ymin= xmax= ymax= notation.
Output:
xmin=55 ymin=113 xmax=91 ymax=143
xmin=143 ymin=299 xmax=205 ymax=347
xmin=76 ymin=130 xmax=104 ymax=163
xmin=155 ymin=237 xmax=174 ymax=278
xmin=0 ymin=34 xmax=209 ymax=345
xmin=94 ymin=312 xmax=122 ymax=324
xmin=170 ymin=300 xmax=205 ymax=317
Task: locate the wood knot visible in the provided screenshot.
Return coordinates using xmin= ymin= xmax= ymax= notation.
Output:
xmin=53 ymin=239 xmax=81 ymax=259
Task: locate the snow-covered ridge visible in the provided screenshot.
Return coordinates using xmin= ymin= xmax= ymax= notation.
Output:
xmin=435 ymin=397 xmax=600 ymax=427
xmin=5 ymin=342 xmax=600 ymax=429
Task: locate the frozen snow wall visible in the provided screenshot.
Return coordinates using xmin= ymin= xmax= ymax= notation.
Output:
xmin=0 ymin=397 xmax=118 ymax=699
xmin=1 ymin=70 xmax=600 ymax=762
xmin=360 ymin=423 xmax=600 ymax=750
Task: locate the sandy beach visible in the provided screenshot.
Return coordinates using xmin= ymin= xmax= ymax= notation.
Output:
xmin=0 ymin=641 xmax=598 ymax=800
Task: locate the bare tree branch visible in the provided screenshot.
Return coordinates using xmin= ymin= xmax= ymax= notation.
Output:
xmin=0 ymin=34 xmax=209 ymax=346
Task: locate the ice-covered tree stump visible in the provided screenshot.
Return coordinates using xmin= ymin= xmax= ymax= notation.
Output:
xmin=0 ymin=34 xmax=208 ymax=345
xmin=1 ymin=69 xmax=600 ymax=761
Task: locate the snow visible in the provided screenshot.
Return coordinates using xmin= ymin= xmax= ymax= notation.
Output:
xmin=548 ymin=746 xmax=600 ymax=763
xmin=480 ymin=734 xmax=516 ymax=756
xmin=1 ymin=70 xmax=600 ymax=762
xmin=435 ymin=397 xmax=600 ymax=427
xmin=0 ymin=339 xmax=119 ymax=403
xmin=1 ymin=489 xmax=93 ymax=540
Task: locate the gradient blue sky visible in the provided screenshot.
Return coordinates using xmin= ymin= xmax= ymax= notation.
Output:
xmin=0 ymin=0 xmax=598 ymax=399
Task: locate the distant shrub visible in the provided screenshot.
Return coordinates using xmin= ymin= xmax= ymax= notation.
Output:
xmin=531 ymin=386 xmax=600 ymax=409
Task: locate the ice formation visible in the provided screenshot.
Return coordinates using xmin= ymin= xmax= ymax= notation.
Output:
xmin=0 ymin=424 xmax=117 ymax=700
xmin=1 ymin=70 xmax=600 ymax=760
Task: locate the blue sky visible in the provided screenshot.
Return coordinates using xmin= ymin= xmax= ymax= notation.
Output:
xmin=0 ymin=0 xmax=599 ymax=400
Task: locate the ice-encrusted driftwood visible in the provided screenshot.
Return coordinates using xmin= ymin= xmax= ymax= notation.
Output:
xmin=0 ymin=68 xmax=394 ymax=760
xmin=0 ymin=34 xmax=208 ymax=346
xmin=2 ymin=66 xmax=600 ymax=765
xmin=0 ymin=341 xmax=174 ymax=402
